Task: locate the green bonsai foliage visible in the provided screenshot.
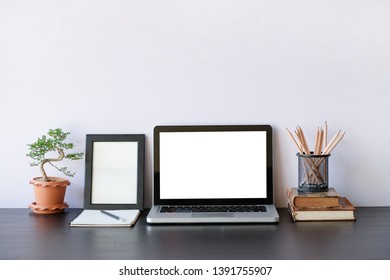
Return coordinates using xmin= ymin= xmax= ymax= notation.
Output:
xmin=27 ymin=128 xmax=84 ymax=182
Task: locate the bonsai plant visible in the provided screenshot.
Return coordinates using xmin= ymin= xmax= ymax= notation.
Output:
xmin=27 ymin=128 xmax=84 ymax=214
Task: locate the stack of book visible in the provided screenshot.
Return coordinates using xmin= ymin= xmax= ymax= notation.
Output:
xmin=286 ymin=187 xmax=356 ymax=221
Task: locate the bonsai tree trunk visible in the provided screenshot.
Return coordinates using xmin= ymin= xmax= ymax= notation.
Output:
xmin=39 ymin=148 xmax=65 ymax=182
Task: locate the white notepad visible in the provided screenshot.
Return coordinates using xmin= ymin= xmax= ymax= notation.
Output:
xmin=70 ymin=209 xmax=141 ymax=227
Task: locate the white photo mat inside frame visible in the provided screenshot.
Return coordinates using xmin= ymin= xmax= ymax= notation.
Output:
xmin=84 ymin=134 xmax=145 ymax=210
xmin=91 ymin=141 xmax=138 ymax=204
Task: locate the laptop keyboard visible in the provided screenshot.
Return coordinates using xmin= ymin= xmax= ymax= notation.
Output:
xmin=160 ymin=205 xmax=267 ymax=213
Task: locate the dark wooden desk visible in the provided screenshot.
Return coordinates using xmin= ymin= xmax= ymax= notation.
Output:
xmin=1 ymin=208 xmax=389 ymax=260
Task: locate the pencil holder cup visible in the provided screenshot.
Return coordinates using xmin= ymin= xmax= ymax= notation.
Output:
xmin=297 ymin=152 xmax=330 ymax=193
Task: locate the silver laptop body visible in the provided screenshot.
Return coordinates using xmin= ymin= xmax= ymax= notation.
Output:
xmin=146 ymin=125 xmax=279 ymax=224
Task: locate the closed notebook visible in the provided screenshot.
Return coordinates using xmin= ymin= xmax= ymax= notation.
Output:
xmin=70 ymin=209 xmax=141 ymax=227
xmin=286 ymin=187 xmax=340 ymax=208
xmin=287 ymin=197 xmax=356 ymax=221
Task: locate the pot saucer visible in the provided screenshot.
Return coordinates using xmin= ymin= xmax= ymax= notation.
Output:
xmin=29 ymin=202 xmax=69 ymax=214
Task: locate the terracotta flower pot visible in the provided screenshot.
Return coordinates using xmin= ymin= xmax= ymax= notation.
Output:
xmin=29 ymin=177 xmax=70 ymax=214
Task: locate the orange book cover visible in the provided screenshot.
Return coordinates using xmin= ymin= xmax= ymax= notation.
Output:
xmin=288 ymin=197 xmax=356 ymax=221
xmin=286 ymin=187 xmax=340 ymax=208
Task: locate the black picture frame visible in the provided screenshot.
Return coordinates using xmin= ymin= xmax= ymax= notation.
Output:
xmin=84 ymin=134 xmax=145 ymax=210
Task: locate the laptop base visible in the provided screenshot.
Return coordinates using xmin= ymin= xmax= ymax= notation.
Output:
xmin=146 ymin=205 xmax=279 ymax=224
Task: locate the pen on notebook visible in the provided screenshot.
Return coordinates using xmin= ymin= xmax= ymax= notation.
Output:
xmin=100 ymin=210 xmax=127 ymax=222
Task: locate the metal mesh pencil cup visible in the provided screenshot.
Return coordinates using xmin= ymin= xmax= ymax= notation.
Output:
xmin=297 ymin=152 xmax=330 ymax=193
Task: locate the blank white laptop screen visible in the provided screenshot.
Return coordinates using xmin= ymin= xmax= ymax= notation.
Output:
xmin=159 ymin=131 xmax=267 ymax=200
xmin=147 ymin=125 xmax=279 ymax=224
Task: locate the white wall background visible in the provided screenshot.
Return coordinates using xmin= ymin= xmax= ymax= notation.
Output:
xmin=1 ymin=0 xmax=389 ymax=208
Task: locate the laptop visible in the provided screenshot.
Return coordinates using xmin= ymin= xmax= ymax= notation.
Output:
xmin=146 ymin=124 xmax=279 ymax=224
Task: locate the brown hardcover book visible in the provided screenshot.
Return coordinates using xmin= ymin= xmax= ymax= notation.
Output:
xmin=287 ymin=197 xmax=356 ymax=221
xmin=286 ymin=187 xmax=340 ymax=208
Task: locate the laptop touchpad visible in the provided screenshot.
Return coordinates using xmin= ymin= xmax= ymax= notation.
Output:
xmin=192 ymin=213 xmax=234 ymax=218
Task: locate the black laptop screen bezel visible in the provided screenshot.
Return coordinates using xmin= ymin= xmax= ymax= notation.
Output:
xmin=153 ymin=125 xmax=274 ymax=206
